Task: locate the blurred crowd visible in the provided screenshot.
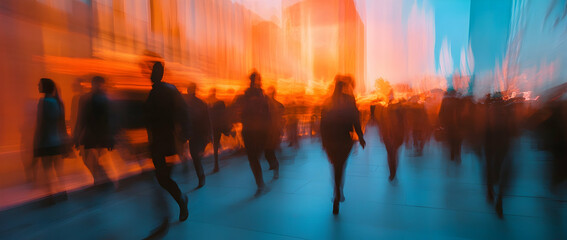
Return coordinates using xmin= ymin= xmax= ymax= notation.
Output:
xmin=16 ymin=59 xmax=567 ymax=236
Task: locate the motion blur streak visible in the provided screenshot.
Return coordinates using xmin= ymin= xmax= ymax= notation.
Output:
xmin=1 ymin=0 xmax=567 ymax=239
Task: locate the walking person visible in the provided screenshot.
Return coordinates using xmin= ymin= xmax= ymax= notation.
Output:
xmin=207 ymin=88 xmax=231 ymax=173
xmin=320 ymin=75 xmax=366 ymax=215
xmin=33 ymin=78 xmax=70 ymax=203
xmin=184 ymin=82 xmax=209 ymax=188
xmin=233 ymin=71 xmax=278 ymax=196
xmin=145 ymin=62 xmax=189 ymax=222
xmin=378 ymin=93 xmax=405 ymax=182
xmin=484 ymin=93 xmax=515 ymax=218
xmin=439 ymin=89 xmax=465 ymax=162
xmin=73 ymin=76 xmax=116 ymax=188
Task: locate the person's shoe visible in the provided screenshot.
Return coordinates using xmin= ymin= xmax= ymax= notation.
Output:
xmin=388 ymin=175 xmax=395 ymax=182
xmin=144 ymin=218 xmax=169 ymax=240
xmin=332 ymin=198 xmax=340 ymax=215
xmin=254 ymin=185 xmax=266 ymax=197
xmin=273 ymin=167 xmax=279 ymax=180
xmin=495 ymin=197 xmax=503 ymax=219
xmin=213 ymin=166 xmax=220 ymax=173
xmin=179 ymin=195 xmax=189 ymax=222
xmin=197 ymin=177 xmax=205 ymax=189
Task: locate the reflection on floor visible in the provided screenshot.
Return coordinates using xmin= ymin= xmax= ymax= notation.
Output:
xmin=1 ymin=125 xmax=566 ymax=239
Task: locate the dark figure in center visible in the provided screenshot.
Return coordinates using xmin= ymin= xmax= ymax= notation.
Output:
xmin=74 ymin=76 xmax=116 ymax=188
xmin=378 ymin=94 xmax=405 ymax=182
xmin=233 ymin=71 xmax=279 ymax=196
xmin=439 ymin=89 xmax=464 ymax=162
xmin=320 ymin=75 xmax=365 ymax=215
xmin=207 ymin=88 xmax=231 ymax=173
xmin=145 ymin=62 xmax=189 ymax=222
xmin=184 ymin=82 xmax=209 ymax=188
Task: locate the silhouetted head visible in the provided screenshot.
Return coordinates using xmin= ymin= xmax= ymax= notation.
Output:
xmin=92 ymin=76 xmax=105 ymax=92
xmin=187 ymin=82 xmax=197 ymax=96
xmin=249 ymin=70 xmax=262 ymax=89
xmin=342 ymin=75 xmax=355 ymax=95
xmin=39 ymin=78 xmax=55 ymax=94
xmin=333 ymin=75 xmax=345 ymax=96
xmin=209 ymin=88 xmax=217 ymax=98
xmin=150 ymin=62 xmax=164 ymax=83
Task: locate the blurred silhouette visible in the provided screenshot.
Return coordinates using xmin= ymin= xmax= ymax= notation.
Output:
xmin=233 ymin=70 xmax=278 ymax=196
xmin=183 ymin=82 xmax=210 ymax=188
xmin=529 ymin=84 xmax=567 ymax=190
xmin=112 ymin=89 xmax=151 ymax=167
xmin=484 ymin=92 xmax=516 ymax=218
xmin=405 ymin=95 xmax=430 ymax=156
xmin=439 ymin=89 xmax=464 ymax=162
xmin=69 ymin=78 xmax=87 ymax=170
xmin=461 ymin=95 xmax=486 ymax=160
xmin=145 ymin=62 xmax=189 ymax=222
xmin=377 ymin=92 xmax=405 ymax=181
xmin=33 ymin=78 xmax=69 ymax=203
xmin=73 ymin=76 xmax=116 ymax=188
xmin=538 ymin=101 xmax=567 ymax=188
xmin=265 ymin=86 xmax=283 ymax=179
xmin=320 ymin=75 xmax=365 ymax=215
xmin=207 ymin=88 xmax=231 ymax=173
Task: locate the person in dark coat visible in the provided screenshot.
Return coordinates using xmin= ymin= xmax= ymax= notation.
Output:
xmin=145 ymin=62 xmax=189 ymax=222
xmin=73 ymin=76 xmax=115 ymax=187
xmin=184 ymin=82 xmax=209 ymax=188
xmin=34 ymin=78 xmax=69 ymax=202
xmin=232 ymin=71 xmax=277 ymax=196
xmin=378 ymin=93 xmax=405 ymax=182
xmin=438 ymin=89 xmax=464 ymax=162
xmin=321 ymin=75 xmax=366 ymax=215
xmin=405 ymin=96 xmax=429 ymax=156
xmin=484 ymin=93 xmax=515 ymax=218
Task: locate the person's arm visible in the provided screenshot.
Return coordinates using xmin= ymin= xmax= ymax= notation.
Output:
xmin=352 ymin=99 xmax=366 ymax=148
xmin=33 ymin=99 xmax=44 ymax=150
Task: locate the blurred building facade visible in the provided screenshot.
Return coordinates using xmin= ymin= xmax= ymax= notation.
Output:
xmin=283 ymin=0 xmax=366 ymax=94
xmin=0 ymin=0 xmax=367 ymax=150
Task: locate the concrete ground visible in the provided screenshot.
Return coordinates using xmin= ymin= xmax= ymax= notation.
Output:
xmin=1 ymin=125 xmax=566 ymax=239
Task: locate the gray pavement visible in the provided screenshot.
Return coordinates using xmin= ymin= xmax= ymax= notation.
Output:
xmin=1 ymin=125 xmax=566 ymax=239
